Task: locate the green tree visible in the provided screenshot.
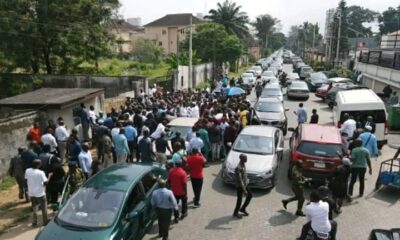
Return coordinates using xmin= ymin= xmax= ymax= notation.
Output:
xmin=286 ymin=22 xmax=322 ymax=56
xmin=131 ymin=38 xmax=163 ymax=64
xmin=0 ymin=0 xmax=119 ymax=74
xmin=346 ymin=6 xmax=378 ymax=37
xmin=252 ymin=14 xmax=280 ymax=48
xmin=165 ymin=52 xmax=201 ymax=69
xmin=205 ymin=0 xmax=249 ymax=39
xmin=269 ymin=32 xmax=286 ymax=51
xmin=378 ymin=6 xmax=400 ymax=34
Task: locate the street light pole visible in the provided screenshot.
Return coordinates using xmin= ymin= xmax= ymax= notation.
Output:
xmin=335 ymin=9 xmax=342 ymax=66
xmin=189 ymin=16 xmax=193 ymax=88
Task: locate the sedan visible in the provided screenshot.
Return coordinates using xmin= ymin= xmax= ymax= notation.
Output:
xmin=305 ymin=72 xmax=328 ymax=92
xmin=260 ymin=85 xmax=284 ymax=102
xmin=36 ymin=164 xmax=167 ymax=240
xmin=222 ymin=126 xmax=284 ymax=189
xmin=241 ymin=73 xmax=256 ymax=85
xmin=287 ymin=80 xmax=310 ymax=100
xmin=255 ymin=98 xmax=289 ymax=135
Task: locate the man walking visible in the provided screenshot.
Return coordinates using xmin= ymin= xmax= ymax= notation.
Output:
xmin=55 ymin=120 xmax=69 ymax=163
xmin=78 ymin=103 xmax=91 ymax=141
xmin=282 ymin=161 xmax=306 ymax=216
xmin=151 ymin=179 xmax=178 ymax=240
xmin=310 ymin=109 xmax=319 ymax=124
xmin=138 ymin=129 xmax=155 ymax=163
xmin=9 ymin=148 xmax=28 ymax=200
xmin=187 ymin=148 xmax=206 ymax=207
xmin=359 ymin=125 xmax=378 ymax=158
xmin=208 ymin=120 xmax=222 ymax=162
xmin=294 ymin=103 xmax=307 ymax=125
xmin=113 ymin=128 xmax=130 ymax=163
xmin=124 ymin=121 xmax=137 ymax=163
xmin=168 ymin=162 xmax=188 ymax=222
xmin=25 ymin=159 xmax=48 ymax=227
xmin=349 ymin=139 xmax=372 ymax=198
xmin=155 ymin=132 xmax=172 ymax=166
xmin=255 ymin=82 xmax=263 ymax=99
xmin=41 ymin=128 xmax=58 ymax=155
xmin=233 ymin=154 xmax=252 ymax=219
xmin=78 ymin=143 xmax=93 ymax=179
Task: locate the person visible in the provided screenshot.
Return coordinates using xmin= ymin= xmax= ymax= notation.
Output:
xmin=191 ymin=103 xmax=200 ymax=118
xmin=187 ymin=148 xmax=206 ymax=207
xmin=55 ymin=120 xmax=69 ymax=163
xmin=41 ymin=128 xmax=58 ymax=155
xmin=21 ymin=145 xmax=39 ymax=175
xmin=294 ymin=103 xmax=307 ymax=125
xmin=151 ymin=179 xmax=178 ymax=240
xmin=282 ymin=161 xmax=306 ymax=216
xmin=67 ymin=162 xmax=85 ymax=195
xmin=168 ymin=162 xmax=188 ymax=222
xmin=340 ymin=113 xmax=357 ymax=140
xmin=299 ymin=191 xmax=337 ymax=240
xmin=78 ymin=143 xmax=93 ymax=179
xmin=150 ymin=120 xmax=166 ymax=140
xmin=317 ymin=186 xmax=335 ymax=220
xmin=90 ymin=160 xmax=101 ymax=177
xmin=9 ymin=148 xmax=28 ymax=200
xmin=233 ymin=154 xmax=252 ymax=219
xmin=124 ymin=121 xmax=137 ymax=163
xmin=93 ymin=121 xmax=109 ymax=163
xmin=102 ymin=130 xmax=113 ymax=168
xmin=239 ymin=106 xmax=249 ymax=128
xmin=28 ymin=122 xmax=41 ymax=144
xmin=349 ymin=139 xmax=372 ymax=198
xmin=383 ymin=84 xmax=393 ymax=99
xmin=88 ymin=105 xmax=97 ymax=125
xmin=78 ymin=103 xmax=91 ymax=141
xmin=138 ymin=129 xmax=155 ymax=163
xmin=155 ymin=132 xmax=172 ymax=166
xmin=330 ymin=157 xmax=351 ymax=213
xmin=171 ymin=131 xmax=185 ymax=150
xmin=255 ymin=82 xmax=263 ymax=99
xmin=389 ymin=92 xmax=399 ymax=105
xmin=199 ymin=126 xmax=211 ymax=161
xmin=224 ymin=121 xmax=238 ymax=154
xmin=189 ymin=132 xmax=204 ymax=152
xmin=309 ymin=109 xmax=319 ymax=124
xmin=208 ymin=120 xmax=222 ymax=162
xmin=25 ymin=159 xmax=48 ymax=227
xmin=113 ymin=128 xmax=130 ymax=163
xmin=46 ymin=156 xmax=65 ymax=204
xmin=67 ymin=135 xmax=81 ymax=165
xmin=359 ymin=125 xmax=379 ymax=158
xmin=363 ymin=115 xmax=376 ymax=134
xmin=38 ymin=144 xmax=59 ymax=176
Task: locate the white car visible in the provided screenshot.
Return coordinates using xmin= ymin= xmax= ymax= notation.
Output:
xmin=222 ymin=126 xmax=284 ymax=189
xmin=241 ymin=73 xmax=256 ymax=85
xmin=166 ymin=117 xmax=199 ymax=153
xmin=261 ymin=70 xmax=277 ymax=83
xmin=250 ymin=66 xmax=263 ymax=77
xmin=260 ymin=84 xmax=283 ymax=102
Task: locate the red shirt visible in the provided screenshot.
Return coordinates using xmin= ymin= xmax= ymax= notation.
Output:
xmin=29 ymin=127 xmax=41 ymax=143
xmin=187 ymin=153 xmax=205 ymax=179
xmin=168 ymin=167 xmax=187 ymax=196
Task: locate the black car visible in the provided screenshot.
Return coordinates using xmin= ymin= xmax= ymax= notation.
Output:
xmin=326 ymin=84 xmax=368 ymax=108
xmin=305 ymin=72 xmax=328 ymax=92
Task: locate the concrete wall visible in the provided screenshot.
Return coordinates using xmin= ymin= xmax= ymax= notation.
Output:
xmin=177 ymin=63 xmax=212 ymax=90
xmin=0 ymin=112 xmax=38 ymax=177
xmin=356 ymin=62 xmax=400 ymax=93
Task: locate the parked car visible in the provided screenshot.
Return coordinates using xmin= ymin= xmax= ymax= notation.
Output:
xmin=315 ymin=77 xmax=352 ymax=100
xmin=36 ymin=164 xmax=167 ymax=240
xmin=299 ymin=66 xmax=313 ymax=80
xmin=305 ymin=72 xmax=328 ymax=92
xmin=250 ymin=65 xmax=263 ymax=77
xmin=325 ymin=84 xmax=367 ymax=108
xmin=245 ymin=70 xmax=257 ymax=78
xmin=261 ymin=70 xmax=277 ymax=83
xmin=255 ymin=98 xmax=289 ymax=135
xmin=260 ymin=84 xmax=284 ymax=102
xmin=222 ymin=126 xmax=284 ymax=189
xmin=167 ymin=117 xmax=199 ymax=152
xmin=287 ymin=80 xmax=309 ymax=100
xmin=288 ymin=124 xmax=346 ymax=181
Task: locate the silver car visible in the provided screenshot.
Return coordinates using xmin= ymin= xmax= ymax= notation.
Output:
xmin=287 ymin=80 xmax=310 ymax=100
xmin=260 ymin=84 xmax=283 ymax=102
xmin=255 ymin=98 xmax=289 ymax=135
xmin=221 ymin=126 xmax=284 ymax=189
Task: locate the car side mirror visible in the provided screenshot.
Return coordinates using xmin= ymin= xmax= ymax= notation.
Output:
xmin=125 ymin=211 xmax=139 ymax=222
xmin=288 ymin=127 xmax=296 ymax=132
xmin=276 ymin=147 xmax=284 ymax=152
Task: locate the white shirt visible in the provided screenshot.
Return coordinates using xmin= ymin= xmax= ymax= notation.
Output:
xmin=89 ymin=110 xmax=97 ymax=124
xmin=41 ymin=133 xmax=58 ymax=152
xmin=78 ymin=151 xmax=93 ymax=174
xmin=340 ymin=119 xmax=357 ymax=138
xmin=191 ymin=105 xmax=200 ymax=118
xmin=180 ymin=106 xmax=188 ymax=117
xmin=305 ymin=201 xmax=331 ymax=234
xmin=25 ymin=168 xmax=47 ymax=197
xmin=55 ymin=126 xmax=70 ymax=141
xmin=186 ymin=107 xmax=193 ymax=117
xmin=151 ymin=123 xmax=165 ymax=139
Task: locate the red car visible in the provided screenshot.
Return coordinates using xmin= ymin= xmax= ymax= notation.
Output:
xmin=315 ymin=77 xmax=352 ymax=101
xmin=288 ymin=124 xmax=347 ymax=181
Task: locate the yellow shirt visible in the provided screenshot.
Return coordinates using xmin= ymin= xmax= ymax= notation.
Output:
xmin=239 ymin=110 xmax=248 ymax=127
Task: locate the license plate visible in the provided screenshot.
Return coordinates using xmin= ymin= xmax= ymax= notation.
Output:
xmin=314 ymin=162 xmax=325 ymax=168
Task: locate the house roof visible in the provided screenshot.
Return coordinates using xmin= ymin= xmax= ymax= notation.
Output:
xmin=144 ymin=13 xmax=202 ymax=27
xmin=117 ymin=21 xmax=144 ymax=32
xmin=0 ymin=88 xmax=104 ymax=109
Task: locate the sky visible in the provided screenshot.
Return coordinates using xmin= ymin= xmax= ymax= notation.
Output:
xmin=119 ymin=0 xmax=399 ymax=35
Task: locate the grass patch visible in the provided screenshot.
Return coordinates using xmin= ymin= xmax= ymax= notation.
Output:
xmin=0 ymin=177 xmax=16 ymax=192
xmin=228 ymin=64 xmax=251 ymax=79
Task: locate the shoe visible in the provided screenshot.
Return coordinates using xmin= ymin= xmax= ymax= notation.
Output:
xmin=295 ymin=211 xmax=305 ymax=217
xmin=282 ymin=200 xmax=288 ymax=210
xmin=239 ymin=210 xmax=249 ymax=216
xmin=233 ymin=213 xmax=242 ymax=219
xmin=180 ymin=213 xmax=188 ymax=220
xmin=193 ymin=203 xmax=201 ymax=208
xmin=173 ymin=218 xmax=179 ymax=224
xmin=359 ymin=193 xmax=364 ymax=197
xmin=19 ymin=193 xmax=24 ymax=199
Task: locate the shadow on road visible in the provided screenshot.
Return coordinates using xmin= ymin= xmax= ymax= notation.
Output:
xmin=268 ymin=209 xmax=298 ymax=226
xmin=365 ymin=187 xmax=400 ymax=206
xmin=205 ymin=215 xmax=241 ymax=230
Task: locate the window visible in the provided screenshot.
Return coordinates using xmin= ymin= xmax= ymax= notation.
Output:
xmin=125 ymin=184 xmax=145 ymax=214
xmin=162 ymin=29 xmax=166 ymax=35
xmin=158 ymin=41 xmax=162 ymax=46
xmin=141 ymin=171 xmax=158 ymax=194
xmin=339 ymin=110 xmax=386 ymax=124
xmin=297 ymin=141 xmax=344 ymax=157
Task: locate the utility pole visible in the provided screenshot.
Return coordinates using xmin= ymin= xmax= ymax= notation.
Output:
xmin=335 ymin=9 xmax=342 ymax=66
xmin=188 ymin=16 xmax=193 ymax=88
xmin=176 ymin=30 xmax=179 ymax=90
xmin=312 ymin=24 xmax=316 ymax=49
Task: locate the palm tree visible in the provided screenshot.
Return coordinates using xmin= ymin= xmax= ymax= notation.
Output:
xmin=205 ymin=0 xmax=249 ymax=39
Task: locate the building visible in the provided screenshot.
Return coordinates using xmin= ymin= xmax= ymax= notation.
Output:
xmin=0 ymin=88 xmax=105 ymax=140
xmin=111 ymin=21 xmax=146 ymax=53
xmin=127 ymin=17 xmax=142 ymax=27
xmin=144 ymin=13 xmax=203 ymax=54
xmin=381 ymin=31 xmax=400 ymax=49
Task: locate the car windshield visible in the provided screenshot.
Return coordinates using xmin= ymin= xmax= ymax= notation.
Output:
xmin=167 ymin=126 xmax=191 ymax=140
xmin=262 ymin=71 xmax=274 ymax=77
xmin=255 ymin=101 xmax=283 ymax=112
xmin=242 ymin=74 xmax=253 ymax=78
xmin=57 ymin=187 xmax=124 ymax=229
xmin=297 ymin=142 xmax=343 ymax=157
xmin=311 ymin=73 xmax=327 ymax=82
xmin=290 ymin=82 xmax=307 ymax=88
xmin=233 ymin=134 xmax=273 ymax=154
xmin=261 ymin=89 xmax=282 ymax=97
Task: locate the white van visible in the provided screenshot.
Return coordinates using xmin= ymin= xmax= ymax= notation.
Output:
xmin=334 ymin=89 xmax=388 ymax=148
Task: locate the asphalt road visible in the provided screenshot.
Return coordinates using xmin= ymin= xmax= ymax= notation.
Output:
xmin=3 ymin=64 xmax=400 ymax=240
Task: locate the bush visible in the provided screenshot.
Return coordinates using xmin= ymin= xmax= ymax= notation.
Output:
xmin=328 ymin=67 xmax=352 ymax=78
xmin=196 ymin=81 xmax=211 ymax=90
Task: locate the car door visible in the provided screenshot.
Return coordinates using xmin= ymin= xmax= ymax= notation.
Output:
xmin=121 ymin=183 xmax=146 ymax=240
xmin=140 ymin=170 xmax=161 ymax=229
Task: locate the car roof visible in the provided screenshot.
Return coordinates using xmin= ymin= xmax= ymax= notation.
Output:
xmin=240 ymin=125 xmax=276 ymax=137
xmin=256 ymin=97 xmax=282 ymax=103
xmin=168 ymin=117 xmax=199 ymax=127
xmin=264 ymin=83 xmax=281 ymax=89
xmin=339 ymin=89 xmax=383 ymax=104
xmin=300 ymin=124 xmax=342 ymax=144
xmin=84 ymin=164 xmax=158 ymax=191
xmin=328 ymin=77 xmax=351 ymax=83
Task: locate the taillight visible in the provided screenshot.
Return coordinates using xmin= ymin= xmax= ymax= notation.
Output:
xmin=384 ymin=121 xmax=388 ymax=135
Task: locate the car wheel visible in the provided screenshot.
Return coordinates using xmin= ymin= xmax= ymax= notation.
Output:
xmin=305 ymin=96 xmax=309 ymax=101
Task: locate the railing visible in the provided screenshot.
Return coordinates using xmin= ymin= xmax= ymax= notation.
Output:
xmin=359 ymin=50 xmax=400 ymax=70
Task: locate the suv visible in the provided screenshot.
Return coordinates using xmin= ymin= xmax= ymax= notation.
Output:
xmin=288 ymin=124 xmax=346 ymax=181
xmin=254 ymin=97 xmax=289 ymax=135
